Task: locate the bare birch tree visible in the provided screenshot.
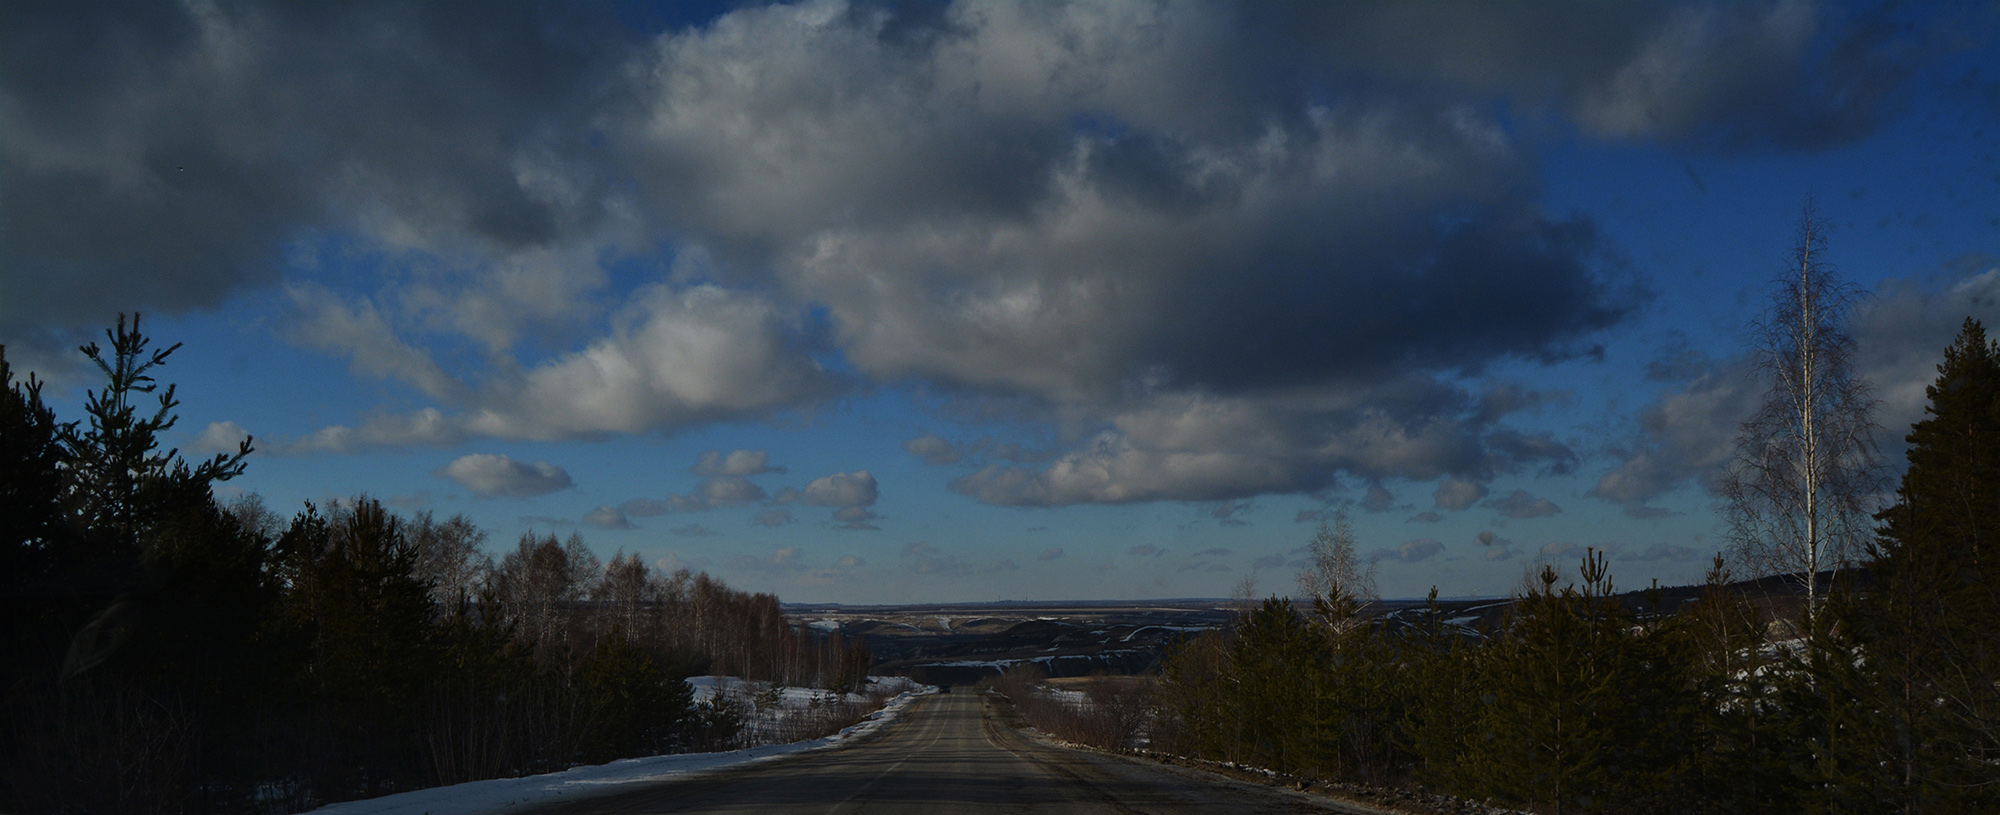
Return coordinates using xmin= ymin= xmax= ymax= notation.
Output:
xmin=1299 ymin=510 xmax=1376 ymax=630
xmin=1718 ymin=205 xmax=1883 ymax=620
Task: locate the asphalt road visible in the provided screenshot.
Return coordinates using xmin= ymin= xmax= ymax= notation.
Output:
xmin=528 ymin=691 xmax=1390 ymax=815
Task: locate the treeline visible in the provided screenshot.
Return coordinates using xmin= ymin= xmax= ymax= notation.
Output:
xmin=0 ymin=317 xmax=869 ymax=814
xmin=1154 ymin=321 xmax=2000 ymax=814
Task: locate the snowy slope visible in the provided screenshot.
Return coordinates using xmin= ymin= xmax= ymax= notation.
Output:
xmin=304 ymin=680 xmax=934 ymax=815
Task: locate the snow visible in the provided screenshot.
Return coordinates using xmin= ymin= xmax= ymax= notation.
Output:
xmin=806 ymin=619 xmax=842 ymax=632
xmin=304 ymin=679 xmax=934 ymax=815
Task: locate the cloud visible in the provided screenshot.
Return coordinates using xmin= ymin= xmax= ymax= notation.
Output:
xmin=1539 ymin=542 xmax=1589 ymax=561
xmin=1280 ymin=1 xmax=1935 ymax=150
xmin=275 ymin=408 xmax=463 ymax=454
xmin=1407 ymin=511 xmax=1445 ymax=524
xmin=1359 ymin=483 xmax=1398 ymax=513
xmin=727 ymin=545 xmax=807 ymax=573
xmin=581 ymin=505 xmax=632 ymax=530
xmin=1433 ymin=477 xmax=1489 ymax=510
xmin=898 ymin=541 xmax=984 ymax=576
xmin=950 ymin=382 xmax=1582 ymax=507
xmin=1036 ymin=548 xmax=1066 ymax=561
xmin=189 ymin=420 xmax=252 ymax=456
xmin=1591 ymin=265 xmax=2000 ymax=509
xmin=621 ymin=498 xmax=671 ymax=517
xmin=751 ymin=508 xmax=795 ymax=527
xmin=835 ymin=555 xmax=865 ymax=569
xmin=1208 ymin=499 xmax=1253 ymax=526
xmin=460 ymin=285 xmax=838 ymax=440
xmin=903 ymin=434 xmax=962 ymax=465
xmin=831 ymin=506 xmax=880 ymax=531
xmin=801 ymin=471 xmax=878 ymax=507
xmin=670 ymin=524 xmax=716 ymax=538
xmin=1253 ymin=551 xmax=1305 ymax=570
xmin=692 ymin=449 xmax=783 ymax=476
xmin=386 ymin=491 xmax=431 ymax=509
xmin=1127 ymin=544 xmax=1165 ymax=558
xmin=436 ymin=453 xmax=573 ymax=498
xmin=0 ymin=2 xmax=635 ymax=343
xmin=1192 ymin=547 xmax=1232 ymax=557
xmin=628 ymin=476 xmax=769 ymax=515
xmin=1625 ymin=543 xmax=1703 ymax=562
xmin=286 ymin=286 xmax=466 ymax=401
xmin=655 ymin=551 xmax=712 ymax=573
xmin=1476 ymin=530 xmax=1516 ymax=561
xmin=1371 ymin=538 xmax=1445 ymax=563
xmin=3 ymin=0 xmax=1943 ymax=502
xmin=1485 ymin=489 xmax=1563 ymax=519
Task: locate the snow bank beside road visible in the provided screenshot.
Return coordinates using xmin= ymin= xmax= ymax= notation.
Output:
xmin=306 ymin=680 xmax=934 ymax=815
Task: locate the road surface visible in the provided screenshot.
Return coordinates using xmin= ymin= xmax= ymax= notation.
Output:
xmin=529 ymin=691 xmax=1390 ymax=815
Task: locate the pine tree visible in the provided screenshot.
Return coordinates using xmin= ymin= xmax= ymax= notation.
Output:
xmin=0 ymin=346 xmax=70 ymax=688
xmin=1863 ymin=317 xmax=2000 ymax=812
xmin=58 ymin=314 xmax=251 ymax=551
xmin=1459 ymin=552 xmax=1635 ymax=814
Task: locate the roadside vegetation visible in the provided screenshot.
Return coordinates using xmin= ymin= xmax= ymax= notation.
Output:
xmin=1141 ymin=221 xmax=2000 ymax=813
xmin=0 ymin=316 xmax=872 ymax=813
xmin=992 ymin=216 xmax=1997 ymax=814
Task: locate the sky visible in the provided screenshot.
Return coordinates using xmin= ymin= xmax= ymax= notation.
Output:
xmin=4 ymin=0 xmax=1999 ymax=604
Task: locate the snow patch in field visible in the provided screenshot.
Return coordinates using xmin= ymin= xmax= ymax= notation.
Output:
xmin=304 ymin=679 xmax=934 ymax=815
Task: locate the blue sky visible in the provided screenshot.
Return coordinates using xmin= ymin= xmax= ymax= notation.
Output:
xmin=6 ymin=0 xmax=1998 ymax=603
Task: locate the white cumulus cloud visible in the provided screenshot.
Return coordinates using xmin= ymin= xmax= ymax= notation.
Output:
xmin=436 ymin=453 xmax=574 ymax=498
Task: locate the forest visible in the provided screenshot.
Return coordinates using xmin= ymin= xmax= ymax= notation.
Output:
xmin=0 ymin=317 xmax=871 ymax=813
xmin=1010 ymin=317 xmax=1997 ymax=814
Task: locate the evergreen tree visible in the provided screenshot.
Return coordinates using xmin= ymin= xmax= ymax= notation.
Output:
xmin=1229 ymin=597 xmax=1325 ymax=774
xmin=1862 ymin=317 xmax=2000 ymax=812
xmin=0 ymin=346 xmax=70 ymax=689
xmin=1458 ymin=552 xmax=1634 ymax=814
xmin=58 ymin=314 xmax=251 ymax=551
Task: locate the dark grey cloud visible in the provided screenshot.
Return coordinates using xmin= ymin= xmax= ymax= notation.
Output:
xmin=6 ymin=0 xmax=1955 ymax=507
xmin=1370 ymin=538 xmax=1445 ymax=563
xmin=1476 ymin=530 xmax=1516 ymax=561
xmin=1208 ymin=499 xmax=1253 ymax=526
xmin=1486 ymin=489 xmax=1563 ymax=519
xmin=1036 ymin=547 xmax=1066 ymax=561
xmin=1433 ymin=477 xmax=1489 ymax=511
xmin=1360 ymin=483 xmax=1398 ymax=513
xmin=1625 ymin=543 xmax=1703 ymax=562
xmin=1539 ymin=542 xmax=1589 ymax=561
xmin=1270 ymin=0 xmax=1943 ymax=151
xmin=0 ymin=1 xmax=630 ymax=341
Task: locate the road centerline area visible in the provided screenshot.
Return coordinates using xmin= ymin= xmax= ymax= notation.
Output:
xmin=526 ymin=691 xmax=1390 ymax=815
